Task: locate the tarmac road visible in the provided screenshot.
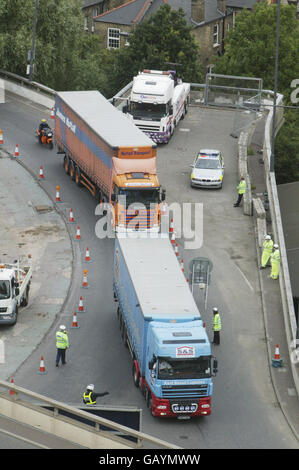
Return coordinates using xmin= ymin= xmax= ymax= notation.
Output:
xmin=0 ymin=91 xmax=298 ymax=449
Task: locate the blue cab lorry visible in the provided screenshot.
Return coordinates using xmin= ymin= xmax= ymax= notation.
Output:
xmin=113 ymin=234 xmax=218 ymax=418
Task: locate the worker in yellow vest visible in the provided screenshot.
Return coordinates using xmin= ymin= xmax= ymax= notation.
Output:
xmin=212 ymin=308 xmax=222 ymax=345
xmin=234 ymin=177 xmax=246 ymax=207
xmin=82 ymin=384 xmax=109 ymax=405
xmin=260 ymin=234 xmax=274 ymax=269
xmin=270 ymin=244 xmax=280 ymax=280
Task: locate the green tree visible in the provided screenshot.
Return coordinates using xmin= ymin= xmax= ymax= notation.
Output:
xmin=106 ymin=4 xmax=203 ymax=96
xmin=214 ymin=3 xmax=299 ymax=102
xmin=275 ymin=110 xmax=299 ymax=184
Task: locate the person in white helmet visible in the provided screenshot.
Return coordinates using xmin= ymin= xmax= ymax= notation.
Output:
xmin=270 ymin=244 xmax=280 ymax=280
xmin=260 ymin=234 xmax=273 ymax=269
xmin=82 ymin=384 xmax=109 ymax=405
xmin=55 ymin=325 xmax=69 ymax=367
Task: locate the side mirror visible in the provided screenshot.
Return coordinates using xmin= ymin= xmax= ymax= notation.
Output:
xmin=161 ymin=189 xmax=166 ymax=201
xmin=169 ymin=106 xmax=173 ymax=115
xmin=122 ymin=105 xmax=128 ymax=114
xmin=213 ymin=359 xmax=218 ymax=375
xmin=15 ymin=288 xmax=19 ymax=296
xmin=148 ymin=360 xmax=154 ymax=370
xmin=111 ymin=194 xmax=116 ymax=202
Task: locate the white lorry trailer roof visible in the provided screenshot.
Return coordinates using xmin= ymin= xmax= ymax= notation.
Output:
xmin=56 ymin=91 xmax=156 ymax=149
xmin=117 ymin=236 xmax=201 ymax=319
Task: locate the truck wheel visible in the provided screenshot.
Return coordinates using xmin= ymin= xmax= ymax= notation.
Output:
xmin=133 ymin=362 xmax=140 ymax=388
xmin=23 ymin=286 xmax=29 ymax=307
xmin=69 ymin=161 xmax=76 ymax=181
xmin=75 ymin=167 xmax=83 ymax=187
xmin=64 ymin=156 xmax=69 ymax=174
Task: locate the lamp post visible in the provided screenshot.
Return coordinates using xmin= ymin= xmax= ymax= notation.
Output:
xmin=270 ymin=0 xmax=281 ymax=173
xmin=28 ymin=0 xmax=39 ymax=82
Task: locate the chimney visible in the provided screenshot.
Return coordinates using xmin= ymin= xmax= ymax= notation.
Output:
xmin=192 ymin=0 xmax=205 ymax=23
xmin=217 ymin=0 xmax=226 ymax=14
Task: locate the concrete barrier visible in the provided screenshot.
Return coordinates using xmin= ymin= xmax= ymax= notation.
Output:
xmin=0 ymin=79 xmax=5 ymax=104
xmin=262 ymin=92 xmax=299 ymax=396
xmin=253 ymin=197 xmax=267 ymax=248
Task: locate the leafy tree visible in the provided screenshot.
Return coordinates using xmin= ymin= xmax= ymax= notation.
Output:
xmin=214 ymin=2 xmax=299 ymax=102
xmin=275 ymin=110 xmax=299 ymax=184
xmin=105 ymin=4 xmax=204 ymax=96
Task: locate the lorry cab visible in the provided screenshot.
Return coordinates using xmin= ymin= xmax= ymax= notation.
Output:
xmin=145 ymin=320 xmax=217 ymax=417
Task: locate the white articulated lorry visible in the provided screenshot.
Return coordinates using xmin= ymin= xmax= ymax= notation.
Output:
xmin=0 ymin=262 xmax=32 ymax=325
xmin=122 ymin=70 xmax=190 ymax=144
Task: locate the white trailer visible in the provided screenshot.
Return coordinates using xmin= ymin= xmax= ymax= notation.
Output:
xmin=123 ymin=70 xmax=190 ymax=144
xmin=0 ymin=262 xmax=32 ymax=325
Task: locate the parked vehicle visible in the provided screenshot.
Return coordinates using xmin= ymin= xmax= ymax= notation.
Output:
xmin=190 ymin=149 xmax=224 ymax=189
xmin=113 ymin=235 xmax=217 ymax=419
xmin=36 ymin=126 xmax=54 ymax=149
xmin=0 ymin=262 xmax=32 ymax=325
xmin=121 ymin=70 xmax=190 ymax=144
xmin=54 ymin=91 xmax=164 ymax=232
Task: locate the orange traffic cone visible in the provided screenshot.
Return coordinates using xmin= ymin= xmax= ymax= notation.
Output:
xmin=9 ymin=378 xmax=15 ymax=396
xmin=37 ymin=356 xmax=47 ymax=374
xmin=56 ymin=185 xmax=61 ymax=202
xmin=169 ymin=218 xmax=174 ymax=235
xmin=82 ymin=269 xmax=88 ymax=288
xmin=50 ymin=107 xmax=55 ymax=119
xmin=14 ymin=144 xmax=19 ymax=157
xmin=84 ymin=247 xmax=91 ymax=262
xmin=75 ymin=226 xmax=81 ymax=241
xmin=78 ymin=296 xmax=85 ymax=312
xmin=39 ymin=166 xmax=44 ymax=179
xmin=174 ymin=243 xmax=179 ymax=257
xmin=69 ymin=208 xmax=75 ymax=224
xmin=0 ymin=129 xmax=3 ymax=145
xmin=161 ymin=201 xmax=167 ymax=216
xmin=171 ymin=232 xmax=176 ymax=246
xmin=180 ymin=258 xmax=184 ymax=273
xmin=71 ymin=311 xmax=80 ymax=329
xmin=272 ymin=344 xmax=283 ymax=367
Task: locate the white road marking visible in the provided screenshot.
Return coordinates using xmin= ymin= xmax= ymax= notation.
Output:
xmin=234 ymin=264 xmax=254 ymax=292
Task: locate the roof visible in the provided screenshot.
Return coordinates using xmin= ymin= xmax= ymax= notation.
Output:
xmin=277 ymin=181 xmax=299 ymax=298
xmin=56 ymin=91 xmax=156 ymax=149
xmin=116 ymin=235 xmax=202 ymax=319
xmin=82 ymin=0 xmax=104 ymax=9
xmin=226 ymin=0 xmax=257 ymax=9
xmin=94 ymin=0 xmax=192 ymax=26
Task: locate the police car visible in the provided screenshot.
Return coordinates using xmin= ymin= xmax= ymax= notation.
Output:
xmin=190 ymin=149 xmax=224 ymax=189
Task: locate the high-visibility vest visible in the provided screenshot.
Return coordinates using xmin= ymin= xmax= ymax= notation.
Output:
xmin=237 ymin=180 xmax=246 ymax=194
xmin=83 ymin=391 xmax=96 ymax=405
xmin=271 ymin=250 xmax=280 ymax=264
xmin=263 ymin=240 xmax=273 ymax=254
xmin=56 ymin=331 xmax=69 ymax=349
xmin=213 ymin=313 xmax=222 ymax=331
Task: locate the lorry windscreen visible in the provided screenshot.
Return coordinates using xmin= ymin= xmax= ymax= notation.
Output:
xmin=129 ymin=102 xmax=166 ymax=119
xmin=0 ymin=280 xmax=10 ymax=299
xmin=157 ymin=357 xmax=211 ymax=380
xmin=119 ymin=189 xmax=159 ymax=207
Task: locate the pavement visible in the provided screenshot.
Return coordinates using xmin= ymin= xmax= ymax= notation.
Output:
xmin=0 ymin=148 xmax=73 ymax=381
xmin=249 ymin=115 xmax=299 ymax=441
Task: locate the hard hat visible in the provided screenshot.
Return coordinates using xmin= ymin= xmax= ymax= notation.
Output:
xmin=41 ymin=118 xmax=46 ymax=122
xmin=87 ymin=384 xmax=94 ymax=391
xmin=59 ymin=325 xmax=66 ymax=331
xmin=213 ymin=307 xmax=218 ymax=313
xmin=265 ymin=235 xmax=271 ymax=240
xmin=274 ymin=244 xmax=279 ymax=249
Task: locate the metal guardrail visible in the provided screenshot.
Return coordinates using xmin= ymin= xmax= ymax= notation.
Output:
xmin=0 ymin=379 xmax=179 ymax=449
xmin=0 ymin=69 xmax=55 ymax=98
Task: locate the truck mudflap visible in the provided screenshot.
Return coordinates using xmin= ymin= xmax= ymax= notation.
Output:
xmin=149 ymin=390 xmax=211 ymax=418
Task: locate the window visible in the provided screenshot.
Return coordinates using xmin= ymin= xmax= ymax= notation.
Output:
xmin=84 ymin=16 xmax=88 ymax=31
xmin=213 ymin=24 xmax=219 ymax=46
xmin=108 ymin=28 xmax=120 ymax=49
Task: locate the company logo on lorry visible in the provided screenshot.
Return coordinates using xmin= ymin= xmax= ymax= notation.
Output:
xmin=56 ymin=108 xmax=77 ymax=134
xmin=118 ymin=148 xmax=153 ymax=158
xmin=176 ymin=346 xmax=195 ymax=358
